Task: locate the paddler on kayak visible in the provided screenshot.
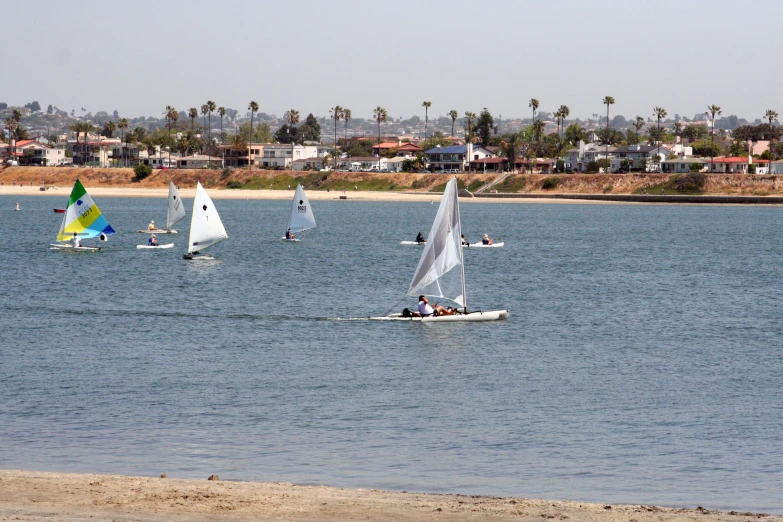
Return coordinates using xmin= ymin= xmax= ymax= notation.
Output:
xmin=415 ymin=231 xmax=426 ymax=244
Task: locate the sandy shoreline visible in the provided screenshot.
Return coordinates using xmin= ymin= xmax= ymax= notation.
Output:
xmin=0 ymin=470 xmax=775 ymax=522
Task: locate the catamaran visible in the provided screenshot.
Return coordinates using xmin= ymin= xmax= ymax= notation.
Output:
xmin=138 ymin=181 xmax=186 ymax=234
xmin=282 ymin=183 xmax=316 ymax=241
xmin=372 ymin=178 xmax=508 ymax=322
xmin=50 ymin=179 xmax=115 ymax=252
xmin=183 ymin=181 xmax=228 ymax=260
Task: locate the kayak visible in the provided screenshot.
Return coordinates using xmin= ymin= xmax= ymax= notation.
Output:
xmin=464 ymin=242 xmax=504 ymax=248
xmin=136 ymin=243 xmax=175 ymax=249
xmin=137 ymin=229 xmax=177 ymax=234
xmin=54 ymin=208 xmax=66 ymax=213
xmin=50 ymin=243 xmax=102 ymax=253
xmin=281 ymin=237 xmax=301 ymax=242
xmin=369 ymin=310 xmax=509 ymax=322
xmin=400 ymin=241 xmax=427 ymax=245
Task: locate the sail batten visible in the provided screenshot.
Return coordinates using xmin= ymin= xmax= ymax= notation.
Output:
xmin=187 ymin=182 xmax=228 ymax=253
xmin=287 ymin=184 xmax=316 ymax=233
xmin=166 ymin=181 xmax=186 ymax=230
xmin=56 ymin=179 xmax=115 ymax=241
xmin=406 ymin=178 xmax=465 ymax=307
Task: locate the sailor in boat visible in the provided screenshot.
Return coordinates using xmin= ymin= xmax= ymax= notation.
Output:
xmin=148 ymin=220 xmax=156 ymax=231
xmin=415 ymin=232 xmax=426 ymax=244
xmin=416 ymin=295 xmax=455 ymax=317
xmin=148 ymin=234 xmax=158 ymax=247
xmin=461 ymin=234 xmax=469 ymax=246
xmin=285 ymin=227 xmax=295 ymax=240
xmin=70 ymin=232 xmax=82 ymax=248
xmin=482 ymin=234 xmax=493 ymax=245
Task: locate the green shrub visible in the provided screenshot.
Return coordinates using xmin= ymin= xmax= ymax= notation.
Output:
xmin=586 ymin=161 xmax=600 ymax=173
xmin=133 ymin=164 xmax=152 ymax=181
xmin=603 ymin=185 xmax=613 ymax=193
xmin=226 ymin=180 xmax=243 ymax=189
xmin=670 ymin=172 xmax=706 ymax=193
xmin=221 ymin=167 xmax=231 ymax=179
xmin=541 ymin=176 xmax=560 ymax=190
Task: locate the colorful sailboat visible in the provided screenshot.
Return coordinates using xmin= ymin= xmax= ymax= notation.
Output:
xmin=50 ymin=179 xmax=115 ymax=252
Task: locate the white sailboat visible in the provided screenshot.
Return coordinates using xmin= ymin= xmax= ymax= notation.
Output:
xmin=372 ymin=178 xmax=508 ymax=322
xmin=282 ymin=183 xmax=316 ymax=241
xmin=138 ymin=181 xmax=186 ymax=234
xmin=15 ymin=202 xmax=20 ymax=211
xmin=183 ymin=181 xmax=228 ymax=260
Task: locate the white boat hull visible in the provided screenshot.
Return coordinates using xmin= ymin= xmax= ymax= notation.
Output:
xmin=281 ymin=237 xmax=301 ymax=242
xmin=464 ymin=242 xmax=504 ymax=248
xmin=137 ymin=243 xmax=175 ymax=249
xmin=50 ymin=243 xmax=102 ymax=253
xmin=370 ymin=309 xmax=509 ymax=322
xmin=137 ymin=229 xmax=177 ymax=234
xmin=400 ymin=241 xmax=427 ymax=245
xmin=183 ymin=253 xmax=216 ymax=260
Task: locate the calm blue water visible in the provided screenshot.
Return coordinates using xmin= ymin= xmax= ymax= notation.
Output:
xmin=1 ymin=194 xmax=782 ymax=512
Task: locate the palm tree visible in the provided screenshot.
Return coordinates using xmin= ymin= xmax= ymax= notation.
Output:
xmin=188 ymin=108 xmax=198 ymax=131
xmin=330 ymin=106 xmax=343 ymax=167
xmin=206 ymin=101 xmax=216 ymax=164
xmin=343 ymin=108 xmax=351 ymax=144
xmin=532 ymin=119 xmax=545 ymax=142
xmin=285 ymin=109 xmax=300 ymax=145
xmin=373 ymin=106 xmax=388 ymax=170
xmin=5 ymin=118 xmax=17 ymax=161
xmin=652 ymin=107 xmax=667 ymax=172
xmin=559 ymin=106 xmax=570 ymax=137
xmin=603 ymin=96 xmax=615 ymax=169
xmin=247 ymin=101 xmax=258 ymax=170
xmin=464 ymin=111 xmax=476 ymax=142
xmin=217 ymin=107 xmax=226 ymax=144
xmin=766 ymin=109 xmax=778 ymax=137
xmin=12 ymin=110 xmax=22 ymax=123
xmin=707 ymin=104 xmax=722 ymax=171
xmin=117 ymin=118 xmax=129 ymax=167
xmin=529 ymin=98 xmax=539 ymax=122
xmin=422 ymin=101 xmax=432 ymax=141
xmin=448 ymin=110 xmax=458 ymax=137
xmin=634 ymin=116 xmax=645 ymax=134
xmin=164 ymin=105 xmax=178 ymax=167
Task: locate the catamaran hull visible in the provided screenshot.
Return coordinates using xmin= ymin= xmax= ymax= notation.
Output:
xmin=137 ymin=229 xmax=177 ymax=234
xmin=137 ymin=243 xmax=174 ymax=249
xmin=50 ymin=244 xmax=102 ymax=253
xmin=370 ymin=310 xmax=509 ymax=322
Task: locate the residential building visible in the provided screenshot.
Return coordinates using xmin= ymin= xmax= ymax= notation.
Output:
xmin=425 ymin=144 xmax=494 ymax=171
xmin=177 ymin=154 xmax=223 ymax=169
xmin=221 ymin=143 xmax=265 ymax=168
xmin=14 ymin=140 xmax=66 ymax=165
xmin=708 ymin=157 xmax=769 ymax=174
xmin=769 ymin=160 xmax=783 ymax=174
xmin=337 ymin=156 xmax=388 ymax=171
xmin=372 ymin=140 xmax=423 ymax=158
xmin=111 ymin=143 xmax=141 ymax=166
xmin=660 ymin=157 xmax=707 ymax=173
xmin=564 ymin=141 xmax=616 ymax=172
xmin=259 ymin=144 xmax=318 ymax=168
xmin=385 ymin=157 xmax=407 ymax=172
xmin=292 ymin=157 xmax=327 ymax=171
xmin=610 ymin=144 xmax=672 ymax=172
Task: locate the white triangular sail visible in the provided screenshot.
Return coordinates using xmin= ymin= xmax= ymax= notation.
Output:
xmin=166 ymin=181 xmax=186 ymax=230
xmin=187 ymin=182 xmax=228 ymax=254
xmin=407 ymin=178 xmax=466 ymax=308
xmin=287 ymin=184 xmax=316 ymax=233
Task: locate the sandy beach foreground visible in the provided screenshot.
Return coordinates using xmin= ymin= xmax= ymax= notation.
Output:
xmin=0 ymin=470 xmax=775 ymax=522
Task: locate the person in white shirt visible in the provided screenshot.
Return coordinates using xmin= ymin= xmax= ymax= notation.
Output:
xmin=70 ymin=232 xmax=81 ymax=248
xmin=416 ymin=295 xmax=454 ymax=316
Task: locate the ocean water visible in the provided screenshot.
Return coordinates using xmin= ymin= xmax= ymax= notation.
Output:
xmin=1 ymin=194 xmax=782 ymax=513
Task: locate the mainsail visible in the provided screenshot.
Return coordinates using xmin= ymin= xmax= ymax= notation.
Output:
xmin=56 ymin=179 xmax=116 ymax=241
xmin=407 ymin=178 xmax=466 ymax=308
xmin=187 ymin=181 xmax=228 ymax=254
xmin=166 ymin=181 xmax=186 ymax=230
xmin=287 ymin=183 xmax=316 ymax=233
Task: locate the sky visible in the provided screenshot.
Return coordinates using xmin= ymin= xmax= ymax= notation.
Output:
xmin=3 ymin=0 xmax=781 ymax=122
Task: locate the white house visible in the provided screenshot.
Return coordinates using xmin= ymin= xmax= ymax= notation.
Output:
xmin=611 ymin=144 xmax=672 ymax=172
xmin=564 ymin=141 xmax=616 ymax=172
xmin=338 ymin=156 xmax=388 ymax=171
xmin=292 ymin=157 xmax=327 ymax=171
xmin=385 ymin=157 xmax=407 ymax=172
xmin=425 ymin=143 xmax=494 ymax=171
xmin=15 ymin=140 xmax=66 ymax=166
xmin=660 ymin=157 xmax=707 ymax=173
xmin=177 ymin=154 xmax=223 ymax=169
xmin=260 ymin=144 xmax=318 ymax=168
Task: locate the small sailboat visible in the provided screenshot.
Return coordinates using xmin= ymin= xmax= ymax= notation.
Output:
xmin=282 ymin=183 xmax=316 ymax=241
xmin=183 ymin=181 xmax=228 ymax=260
xmin=50 ymin=179 xmax=115 ymax=252
xmin=15 ymin=202 xmax=20 ymax=211
xmin=138 ymin=181 xmax=186 ymax=234
xmin=371 ymin=178 xmax=508 ymax=322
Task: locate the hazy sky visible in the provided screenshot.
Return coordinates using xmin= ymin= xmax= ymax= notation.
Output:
xmin=3 ymin=0 xmax=781 ymax=121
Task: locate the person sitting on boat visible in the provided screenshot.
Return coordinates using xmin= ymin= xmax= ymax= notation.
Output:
xmin=415 ymin=232 xmax=426 ymax=243
xmin=416 ymin=296 xmax=455 ymax=317
xmin=482 ymin=234 xmax=493 ymax=245
xmin=70 ymin=232 xmax=82 ymax=248
xmin=148 ymin=234 xmax=158 ymax=247
xmin=285 ymin=227 xmax=295 ymax=240
xmin=461 ymin=234 xmax=469 ymax=246
xmin=148 ymin=220 xmax=156 ymax=230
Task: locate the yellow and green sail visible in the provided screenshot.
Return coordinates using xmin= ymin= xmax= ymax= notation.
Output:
xmin=56 ymin=179 xmax=116 ymax=240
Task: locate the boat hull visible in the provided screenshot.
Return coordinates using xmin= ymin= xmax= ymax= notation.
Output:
xmin=183 ymin=253 xmax=215 ymax=260
xmin=137 ymin=229 xmax=177 ymax=234
xmin=400 ymin=241 xmax=427 ymax=245
xmin=50 ymin=244 xmax=102 ymax=253
xmin=137 ymin=243 xmax=174 ymax=249
xmin=370 ymin=310 xmax=509 ymax=322
xmin=281 ymin=237 xmax=301 ymax=242
xmin=464 ymin=242 xmax=504 ymax=248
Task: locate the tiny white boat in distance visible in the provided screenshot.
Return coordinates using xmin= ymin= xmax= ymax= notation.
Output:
xmin=463 ymin=242 xmax=504 ymax=248
xmin=137 ymin=243 xmax=175 ymax=250
xmin=183 ymin=182 xmax=228 ymax=260
xmin=50 ymin=179 xmax=114 ymax=253
xmin=137 ymin=181 xmax=186 ymax=234
xmin=282 ymin=184 xmax=315 ymax=241
xmin=371 ymin=178 xmax=508 ymax=323
xmin=400 ymin=240 xmax=427 ymax=245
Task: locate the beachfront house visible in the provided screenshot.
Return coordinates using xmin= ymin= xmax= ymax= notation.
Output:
xmin=660 ymin=157 xmax=708 ymax=173
xmin=292 ymin=157 xmax=327 ymax=171
xmin=610 ymin=144 xmax=672 ymax=172
xmin=564 ymin=141 xmax=616 ymax=172
xmin=708 ymin=157 xmax=769 ymax=174
xmin=372 ymin=140 xmax=423 ymax=158
xmin=177 ymin=154 xmax=223 ymax=169
xmin=425 ymin=143 xmax=494 ymax=172
xmin=13 ymin=140 xmax=65 ymax=166
xmin=260 ymin=144 xmax=319 ymax=168
xmin=337 ymin=156 xmax=388 ymax=171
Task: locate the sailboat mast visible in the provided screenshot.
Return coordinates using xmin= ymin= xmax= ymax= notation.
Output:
xmin=454 ymin=178 xmax=467 ymax=312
